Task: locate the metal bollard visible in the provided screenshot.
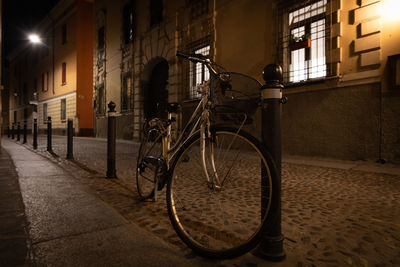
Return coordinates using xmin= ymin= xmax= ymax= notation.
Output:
xmin=23 ymin=120 xmax=27 ymax=144
xmin=256 ymin=64 xmax=285 ymax=261
xmin=7 ymin=124 xmax=10 ymax=138
xmin=47 ymin=116 xmax=52 ymax=152
xmin=17 ymin=122 xmax=21 ymax=141
xmin=33 ymin=118 xmax=38 ymax=150
xmin=66 ymin=119 xmax=73 ymax=159
xmin=106 ymin=101 xmax=117 ymax=178
xmin=12 ymin=123 xmax=15 ymax=139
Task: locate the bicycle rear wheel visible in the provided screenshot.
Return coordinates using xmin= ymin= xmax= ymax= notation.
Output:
xmin=136 ymin=124 xmax=163 ymax=200
xmin=166 ymin=127 xmax=278 ymax=258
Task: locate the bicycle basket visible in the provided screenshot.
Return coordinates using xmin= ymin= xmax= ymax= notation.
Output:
xmin=210 ymin=72 xmax=261 ymax=117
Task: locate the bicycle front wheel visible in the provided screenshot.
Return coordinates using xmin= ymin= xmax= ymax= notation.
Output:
xmin=166 ymin=127 xmax=278 ymax=258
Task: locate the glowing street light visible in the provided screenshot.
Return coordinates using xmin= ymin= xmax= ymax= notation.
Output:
xmin=28 ymin=34 xmax=41 ymax=44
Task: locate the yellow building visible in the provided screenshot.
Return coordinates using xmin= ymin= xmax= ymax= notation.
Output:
xmin=94 ymin=0 xmax=399 ymax=163
xmin=7 ymin=0 xmax=93 ymax=136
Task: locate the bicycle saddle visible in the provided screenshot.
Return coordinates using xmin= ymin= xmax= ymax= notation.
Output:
xmin=167 ymin=102 xmax=180 ymax=113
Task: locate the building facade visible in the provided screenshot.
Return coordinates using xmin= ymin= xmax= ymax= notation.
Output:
xmin=93 ymin=0 xmax=400 ymax=163
xmin=7 ymin=0 xmax=93 ymax=136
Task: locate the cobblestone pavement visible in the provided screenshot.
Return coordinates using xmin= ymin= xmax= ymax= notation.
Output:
xmin=9 ymin=134 xmax=400 ymax=266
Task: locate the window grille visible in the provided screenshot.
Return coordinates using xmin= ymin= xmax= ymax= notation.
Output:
xmin=98 ymin=27 xmax=105 ymax=62
xmin=61 ymin=99 xmax=66 ymax=121
xmin=96 ymin=85 xmax=105 ymax=115
xmin=188 ymin=45 xmax=210 ymax=99
xmin=121 ymin=73 xmax=133 ymax=111
xmin=43 ymin=103 xmax=48 ymax=123
xmin=277 ymin=0 xmax=335 ymax=84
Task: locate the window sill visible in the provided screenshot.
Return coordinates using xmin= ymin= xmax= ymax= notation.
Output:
xmin=61 ymin=119 xmax=66 ymax=123
xmin=61 ymin=83 xmax=67 ymax=86
xmin=284 ymin=76 xmax=339 ymax=88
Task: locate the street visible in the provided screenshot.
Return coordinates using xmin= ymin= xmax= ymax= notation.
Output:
xmin=2 ymin=135 xmax=400 ymax=266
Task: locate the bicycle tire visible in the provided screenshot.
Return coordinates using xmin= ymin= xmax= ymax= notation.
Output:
xmin=136 ymin=124 xmax=163 ymax=200
xmin=166 ymin=126 xmax=279 ymax=258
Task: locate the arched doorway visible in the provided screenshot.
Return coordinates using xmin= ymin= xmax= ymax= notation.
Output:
xmin=142 ymin=58 xmax=169 ymax=119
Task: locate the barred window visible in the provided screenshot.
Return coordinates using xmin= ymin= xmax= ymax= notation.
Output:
xmin=61 ymin=99 xmax=66 ymax=121
xmin=43 ymin=103 xmax=48 ymax=123
xmin=96 ymin=85 xmax=105 ymax=115
xmin=188 ymin=45 xmax=210 ymax=99
xmin=121 ymin=73 xmax=133 ymax=111
xmin=98 ymin=27 xmax=105 ymax=62
xmin=278 ymin=0 xmax=333 ymax=83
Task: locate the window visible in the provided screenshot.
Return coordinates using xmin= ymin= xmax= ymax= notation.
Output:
xmin=150 ymin=0 xmax=163 ymax=27
xmin=123 ymin=4 xmax=134 ymax=45
xmin=61 ymin=99 xmax=66 ymax=121
xmin=62 ymin=24 xmax=67 ymax=44
xmin=41 ymin=73 xmax=46 ymax=92
xmin=62 ymin=62 xmax=66 ymax=85
xmin=188 ymin=45 xmax=210 ymax=99
xmin=41 ymin=72 xmax=49 ymax=92
xmin=190 ymin=0 xmax=209 ymax=20
xmin=96 ymin=85 xmax=105 ymax=115
xmin=98 ymin=27 xmax=105 ymax=62
xmin=14 ymin=111 xmax=17 ymax=123
xmin=279 ymin=0 xmax=330 ymax=83
xmin=121 ymin=73 xmax=132 ymax=111
xmin=43 ymin=103 xmax=48 ymax=123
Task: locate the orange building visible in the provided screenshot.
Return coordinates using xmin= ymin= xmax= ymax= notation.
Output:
xmin=7 ymin=0 xmax=93 ymax=136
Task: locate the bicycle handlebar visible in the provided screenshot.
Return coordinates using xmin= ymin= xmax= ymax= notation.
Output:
xmin=176 ymin=51 xmax=218 ymax=75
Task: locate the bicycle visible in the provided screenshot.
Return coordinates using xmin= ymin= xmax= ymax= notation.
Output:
xmin=136 ymin=51 xmax=279 ymax=259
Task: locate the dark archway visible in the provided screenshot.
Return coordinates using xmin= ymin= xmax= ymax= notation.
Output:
xmin=142 ymin=58 xmax=169 ymax=119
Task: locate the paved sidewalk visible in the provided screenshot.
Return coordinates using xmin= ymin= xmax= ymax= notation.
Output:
xmin=0 ymin=147 xmax=31 ymax=266
xmin=1 ymin=139 xmax=214 ymax=266
xmin=4 ymin=135 xmax=400 ymax=266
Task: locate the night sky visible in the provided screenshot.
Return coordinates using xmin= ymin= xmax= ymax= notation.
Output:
xmin=3 ymin=0 xmax=60 ymax=56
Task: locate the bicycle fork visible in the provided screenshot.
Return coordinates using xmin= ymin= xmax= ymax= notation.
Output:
xmin=200 ymin=112 xmax=221 ymax=190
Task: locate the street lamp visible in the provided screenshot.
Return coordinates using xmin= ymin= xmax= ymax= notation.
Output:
xmin=28 ymin=34 xmax=41 ymax=44
xmin=28 ymin=30 xmax=55 ymax=95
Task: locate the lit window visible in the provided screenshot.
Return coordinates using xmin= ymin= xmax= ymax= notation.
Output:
xmin=287 ymin=0 xmax=327 ymax=83
xmin=188 ymin=45 xmax=210 ymax=99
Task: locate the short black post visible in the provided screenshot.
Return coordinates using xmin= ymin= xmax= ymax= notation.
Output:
xmin=106 ymin=101 xmax=117 ymax=178
xmin=256 ymin=64 xmax=285 ymax=261
xmin=23 ymin=120 xmax=27 ymax=144
xmin=66 ymin=119 xmax=73 ymax=159
xmin=33 ymin=118 xmax=38 ymax=150
xmin=12 ymin=123 xmax=15 ymax=139
xmin=7 ymin=124 xmax=10 ymax=138
xmin=17 ymin=122 xmax=21 ymax=141
xmin=47 ymin=116 xmax=52 ymax=152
